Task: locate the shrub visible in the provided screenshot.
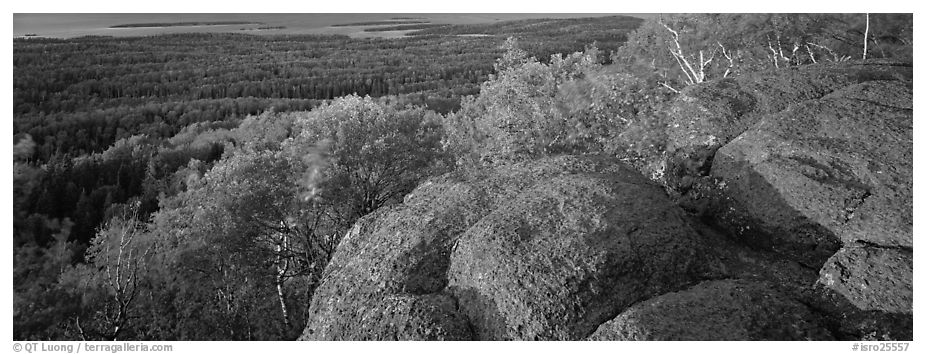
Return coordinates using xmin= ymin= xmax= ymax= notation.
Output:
xmin=286 ymin=94 xmax=450 ymax=225
xmin=443 ymin=41 xmax=602 ymax=166
xmin=445 ymin=38 xmax=675 ymax=179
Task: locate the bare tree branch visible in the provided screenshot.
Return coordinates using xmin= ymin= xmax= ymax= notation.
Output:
xmin=717 ymin=42 xmax=734 ymax=77
xmin=661 ymin=22 xmax=701 ymax=85
xmin=658 ymin=82 xmax=680 ymax=93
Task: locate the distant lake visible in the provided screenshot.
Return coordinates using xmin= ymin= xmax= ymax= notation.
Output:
xmin=13 ymin=13 xmax=651 ymax=39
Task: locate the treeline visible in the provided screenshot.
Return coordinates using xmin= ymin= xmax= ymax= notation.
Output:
xmin=13 ymin=33 xmax=491 ymax=113
xmin=409 ymin=15 xmax=644 ymax=61
xmin=332 ymin=20 xmax=430 ymax=27
xmin=111 ymin=21 xmax=262 ymax=28
xmin=363 ymin=24 xmax=449 ymax=32
xmin=16 ymin=97 xmax=319 ymax=161
xmin=13 ymin=32 xmax=492 ymax=161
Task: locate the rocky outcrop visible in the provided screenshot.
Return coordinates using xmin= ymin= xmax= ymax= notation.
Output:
xmin=665 ymin=61 xmax=912 ymax=191
xmin=301 ymin=155 xmax=725 ymax=340
xmin=588 ymin=279 xmax=833 ymax=340
xmin=447 ymin=170 xmax=723 ymax=340
xmin=665 ymin=61 xmax=912 ymax=340
xmin=302 ymin=61 xmax=912 ymax=341
xmin=707 ymin=80 xmax=912 ymax=267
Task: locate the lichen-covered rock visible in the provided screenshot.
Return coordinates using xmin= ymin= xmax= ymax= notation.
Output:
xmin=302 ymin=155 xmax=720 ymax=340
xmin=299 ymin=177 xmax=486 ymax=340
xmin=309 ymin=293 xmax=473 ymax=341
xmin=817 ymin=246 xmax=912 ymax=314
xmin=708 ymin=80 xmax=912 ymax=266
xmin=666 ymin=61 xmax=911 ymax=190
xmin=588 ymin=279 xmax=833 ymax=340
xmin=447 ymin=166 xmax=723 ymax=340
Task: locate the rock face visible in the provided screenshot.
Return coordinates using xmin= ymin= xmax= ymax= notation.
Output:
xmin=301 ymin=155 xmax=724 ymax=340
xmin=447 ymin=170 xmax=721 ymax=340
xmin=588 ymin=280 xmax=833 ymax=340
xmin=664 ymin=61 xmax=912 ymax=340
xmin=818 ymin=246 xmax=913 ymax=314
xmin=710 ymin=80 xmax=912 ymax=266
xmin=665 ymin=61 xmax=912 ymax=191
xmin=302 ymin=61 xmax=912 ymax=341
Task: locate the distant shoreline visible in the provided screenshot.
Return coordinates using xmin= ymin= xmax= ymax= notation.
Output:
xmin=15 ymin=14 xmax=637 ymax=39
xmin=362 ymin=24 xmax=448 ymax=32
xmin=331 ymin=20 xmax=429 ymax=27
xmin=110 ymin=21 xmax=263 ymax=28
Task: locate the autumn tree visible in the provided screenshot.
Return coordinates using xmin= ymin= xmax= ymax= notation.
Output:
xmin=443 ymin=38 xmax=674 ymax=166
xmin=63 ymin=205 xmax=154 ymax=340
xmin=145 ymin=147 xmax=314 ymax=339
xmin=444 ymin=40 xmax=589 ymax=164
xmin=91 ymin=97 xmax=453 ymax=340
xmin=285 ymin=94 xmax=450 ymax=228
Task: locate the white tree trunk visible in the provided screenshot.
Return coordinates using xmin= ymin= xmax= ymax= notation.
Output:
xmin=275 ymin=234 xmax=291 ymax=328
xmin=276 ymin=273 xmax=290 ymax=328
xmin=863 ymin=13 xmax=870 ymax=60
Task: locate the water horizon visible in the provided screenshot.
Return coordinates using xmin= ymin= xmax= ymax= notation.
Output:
xmin=14 ymin=13 xmax=650 ymax=39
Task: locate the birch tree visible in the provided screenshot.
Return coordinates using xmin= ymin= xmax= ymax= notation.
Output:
xmin=67 ymin=205 xmax=153 ymax=340
xmin=614 ymin=14 xmax=898 ymax=91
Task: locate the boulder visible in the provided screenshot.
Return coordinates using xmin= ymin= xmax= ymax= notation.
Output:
xmin=708 ymin=81 xmax=912 ymax=266
xmin=588 ymin=279 xmax=833 ymax=340
xmin=817 ymin=246 xmax=913 ymax=314
xmin=447 ymin=165 xmax=723 ymax=340
xmin=299 ymin=178 xmax=485 ymax=340
xmin=666 ymin=61 xmax=912 ymax=190
xmin=302 ymin=155 xmax=721 ymax=340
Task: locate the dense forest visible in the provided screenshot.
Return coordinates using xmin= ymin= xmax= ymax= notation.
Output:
xmin=14 ymin=15 xmax=643 ymax=163
xmin=13 ymin=13 xmax=912 ymax=341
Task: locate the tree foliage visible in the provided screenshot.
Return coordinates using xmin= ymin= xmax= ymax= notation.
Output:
xmin=62 ymin=206 xmax=155 ymax=340
xmin=615 ymin=14 xmax=913 ymax=91
xmin=444 ymin=39 xmax=675 ymax=167
xmin=19 ymin=95 xmax=452 ymax=340
xmin=286 ymin=95 xmax=450 ymax=226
